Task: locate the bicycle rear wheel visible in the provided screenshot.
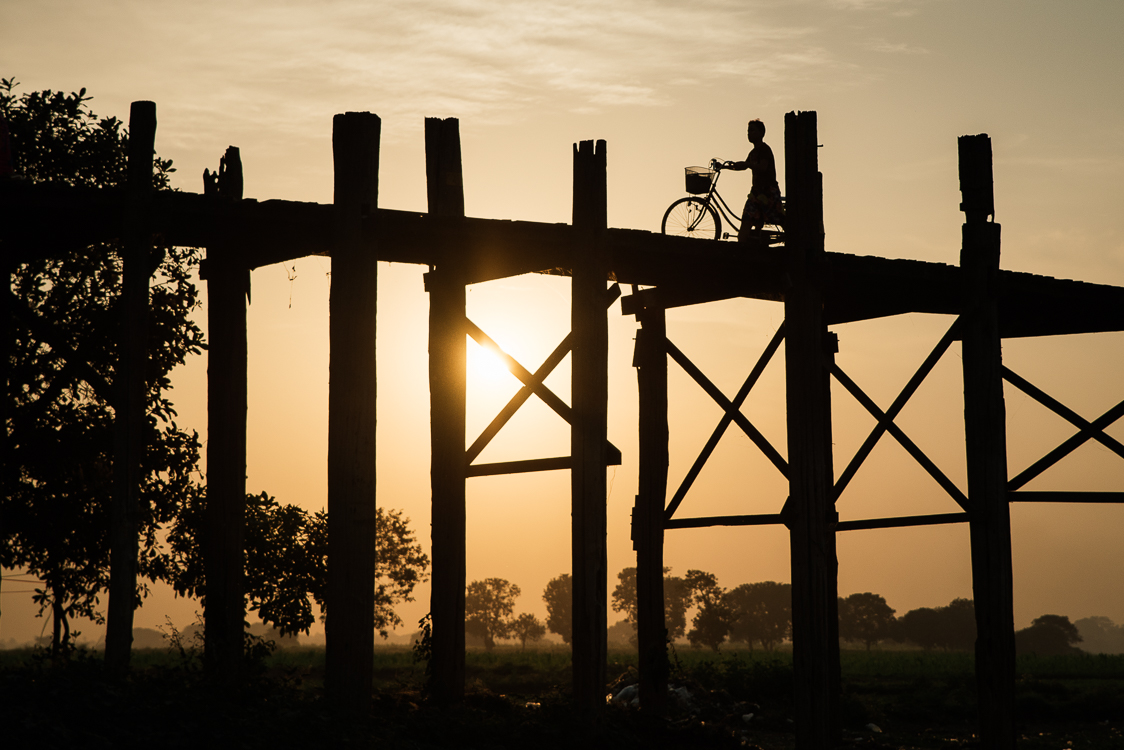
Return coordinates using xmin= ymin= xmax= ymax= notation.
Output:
xmin=661 ymin=197 xmax=721 ymax=240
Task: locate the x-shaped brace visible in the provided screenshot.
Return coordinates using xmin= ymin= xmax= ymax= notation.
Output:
xmin=663 ymin=325 xmax=788 ymax=521
xmin=464 ymin=284 xmax=622 ymax=472
xmin=1004 ymin=367 xmax=1124 ymax=491
xmin=831 ymin=320 xmax=969 ymax=511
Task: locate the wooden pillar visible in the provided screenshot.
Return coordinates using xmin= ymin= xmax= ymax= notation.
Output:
xmin=782 ymin=110 xmax=840 ymax=749
xmin=426 ymin=116 xmax=467 ymax=704
xmin=202 ymin=147 xmax=248 ymax=677
xmin=571 ymin=139 xmax=608 ymax=713
xmin=959 ymin=133 xmax=1016 ymax=749
xmin=105 ymin=100 xmax=156 ymax=672
xmin=634 ymin=304 xmax=669 ymax=714
xmin=326 ymin=111 xmax=380 ymax=711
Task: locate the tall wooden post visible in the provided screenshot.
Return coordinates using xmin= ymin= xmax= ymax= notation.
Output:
xmin=426 ymin=116 xmax=467 ymax=704
xmin=959 ymin=133 xmax=1016 ymax=749
xmin=105 ymin=100 xmax=156 ymax=672
xmin=571 ymin=139 xmax=609 ymax=713
xmin=326 ymin=111 xmax=380 ymax=711
xmin=783 ymin=110 xmax=840 ymax=749
xmin=634 ymin=304 xmax=669 ymax=714
xmin=202 ymin=147 xmax=248 ymax=677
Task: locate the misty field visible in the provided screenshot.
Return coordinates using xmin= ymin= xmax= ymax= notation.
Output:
xmin=3 ymin=645 xmax=1123 ymax=748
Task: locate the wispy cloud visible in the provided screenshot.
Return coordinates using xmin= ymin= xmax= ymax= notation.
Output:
xmin=866 ymin=38 xmax=929 ymax=54
xmin=135 ymin=0 xmax=836 ymax=127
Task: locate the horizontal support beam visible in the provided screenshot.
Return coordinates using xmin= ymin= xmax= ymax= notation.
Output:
xmin=7 ymin=180 xmax=1124 ymax=332
xmin=1010 ymin=491 xmax=1124 ymax=504
xmin=664 ymin=513 xmax=785 ymax=530
xmin=835 ymin=512 xmax=970 ymax=532
xmin=466 ymin=445 xmax=622 ymax=479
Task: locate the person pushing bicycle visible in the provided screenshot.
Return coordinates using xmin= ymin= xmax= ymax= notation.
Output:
xmin=720 ymin=119 xmax=785 ymax=243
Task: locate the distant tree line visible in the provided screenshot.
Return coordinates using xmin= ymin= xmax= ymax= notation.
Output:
xmin=532 ymin=567 xmax=1107 ymax=656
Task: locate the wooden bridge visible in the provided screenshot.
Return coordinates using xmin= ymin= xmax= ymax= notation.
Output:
xmin=6 ymin=104 xmax=1124 ymax=750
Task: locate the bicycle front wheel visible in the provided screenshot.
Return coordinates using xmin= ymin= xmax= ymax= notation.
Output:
xmin=661 ymin=197 xmax=721 ymax=240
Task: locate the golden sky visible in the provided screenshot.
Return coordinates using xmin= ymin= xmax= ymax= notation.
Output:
xmin=4 ymin=0 xmax=1124 ymax=645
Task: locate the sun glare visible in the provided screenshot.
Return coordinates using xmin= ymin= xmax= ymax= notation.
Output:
xmin=467 ymin=341 xmax=517 ymax=388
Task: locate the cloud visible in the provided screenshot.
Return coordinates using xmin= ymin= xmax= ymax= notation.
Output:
xmin=866 ymin=38 xmax=930 ymax=54
xmin=133 ymin=0 xmax=837 ymax=127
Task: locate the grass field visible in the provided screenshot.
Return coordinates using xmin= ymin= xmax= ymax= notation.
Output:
xmin=3 ymin=644 xmax=1123 ymax=748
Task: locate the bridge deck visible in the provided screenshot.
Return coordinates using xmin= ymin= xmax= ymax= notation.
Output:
xmin=5 ymin=180 xmax=1123 ymax=338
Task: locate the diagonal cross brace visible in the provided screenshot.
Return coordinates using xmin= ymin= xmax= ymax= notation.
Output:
xmin=663 ymin=330 xmax=788 ymax=520
xmin=1005 ymin=367 xmax=1124 ymax=491
xmin=833 ymin=320 xmax=959 ymax=502
xmin=832 ymin=362 xmax=970 ymax=511
xmin=464 ymin=283 xmax=622 ymax=467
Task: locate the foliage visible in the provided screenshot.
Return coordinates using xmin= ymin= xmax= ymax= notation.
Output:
xmin=1 ymin=78 xmax=205 ymax=654
xmin=684 ymin=569 xmax=732 ymax=651
xmin=1016 ymin=614 xmax=1083 ymax=657
xmin=838 ymin=592 xmax=896 ymax=650
xmin=1074 ymin=616 xmax=1124 ymax=654
xmin=611 ymin=566 xmax=691 ymax=641
xmin=894 ymin=598 xmax=976 ymax=651
xmin=465 ymin=578 xmax=521 ymax=651
xmin=542 ymin=573 xmax=572 ymax=644
xmin=511 ymin=613 xmax=547 ymax=650
xmin=724 ymin=581 xmax=792 ymax=651
xmin=165 ymin=491 xmax=429 ymax=638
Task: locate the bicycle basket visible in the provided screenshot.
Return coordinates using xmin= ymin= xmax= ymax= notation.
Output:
xmin=684 ymin=166 xmax=715 ymax=195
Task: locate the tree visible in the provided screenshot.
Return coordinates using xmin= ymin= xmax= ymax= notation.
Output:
xmin=684 ymin=569 xmax=731 ymax=651
xmin=725 ymin=581 xmax=791 ymax=651
xmin=511 ymin=612 xmax=546 ymax=650
xmin=939 ymin=598 xmax=977 ymax=651
xmin=542 ymin=573 xmax=572 ymax=644
xmin=1016 ymin=614 xmax=1083 ymax=656
xmin=893 ymin=599 xmax=976 ymax=651
xmin=894 ymin=607 xmax=945 ymax=650
xmin=611 ymin=566 xmax=691 ymax=642
xmin=838 ymin=592 xmax=896 ymax=650
xmin=465 ymin=578 xmax=520 ymax=651
xmin=164 ymin=492 xmax=429 ymax=638
xmin=1074 ymin=616 xmax=1124 ymax=654
xmin=1 ymin=79 xmax=205 ymax=655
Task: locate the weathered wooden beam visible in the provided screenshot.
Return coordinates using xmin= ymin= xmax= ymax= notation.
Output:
xmin=633 ymin=304 xmax=669 ymax=714
xmin=664 ymin=513 xmax=785 ymax=530
xmin=202 ymin=146 xmax=248 ymax=679
xmin=466 ymin=456 xmax=570 ymax=478
xmin=426 ymin=116 xmax=468 ymax=705
xmin=571 ymin=138 xmax=609 ymax=715
xmin=835 ymin=512 xmax=969 ymax=532
xmin=105 ymin=100 xmax=156 ymax=674
xmin=783 ymin=110 xmax=841 ymax=749
xmin=959 ymin=133 xmax=1016 ymax=750
xmin=1010 ymin=491 xmax=1124 ymax=503
xmin=326 ymin=111 xmax=380 ymax=711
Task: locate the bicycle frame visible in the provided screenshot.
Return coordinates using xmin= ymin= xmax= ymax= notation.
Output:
xmin=699 ymin=168 xmax=743 ymax=237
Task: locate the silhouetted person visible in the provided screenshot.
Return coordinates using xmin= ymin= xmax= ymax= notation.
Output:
xmin=724 ymin=119 xmax=784 ymax=244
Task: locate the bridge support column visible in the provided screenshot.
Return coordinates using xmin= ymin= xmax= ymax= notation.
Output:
xmin=326 ymin=111 xmax=380 ymax=711
xmin=571 ymin=139 xmax=609 ymax=715
xmin=959 ymin=133 xmax=1016 ymax=749
xmin=783 ymin=110 xmax=841 ymax=750
xmin=427 ymin=116 xmax=468 ymax=705
xmin=634 ymin=303 xmax=669 ymax=715
xmin=203 ymin=146 xmax=249 ymax=679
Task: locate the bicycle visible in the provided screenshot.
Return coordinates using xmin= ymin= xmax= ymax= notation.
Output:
xmin=661 ymin=159 xmax=784 ymax=246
